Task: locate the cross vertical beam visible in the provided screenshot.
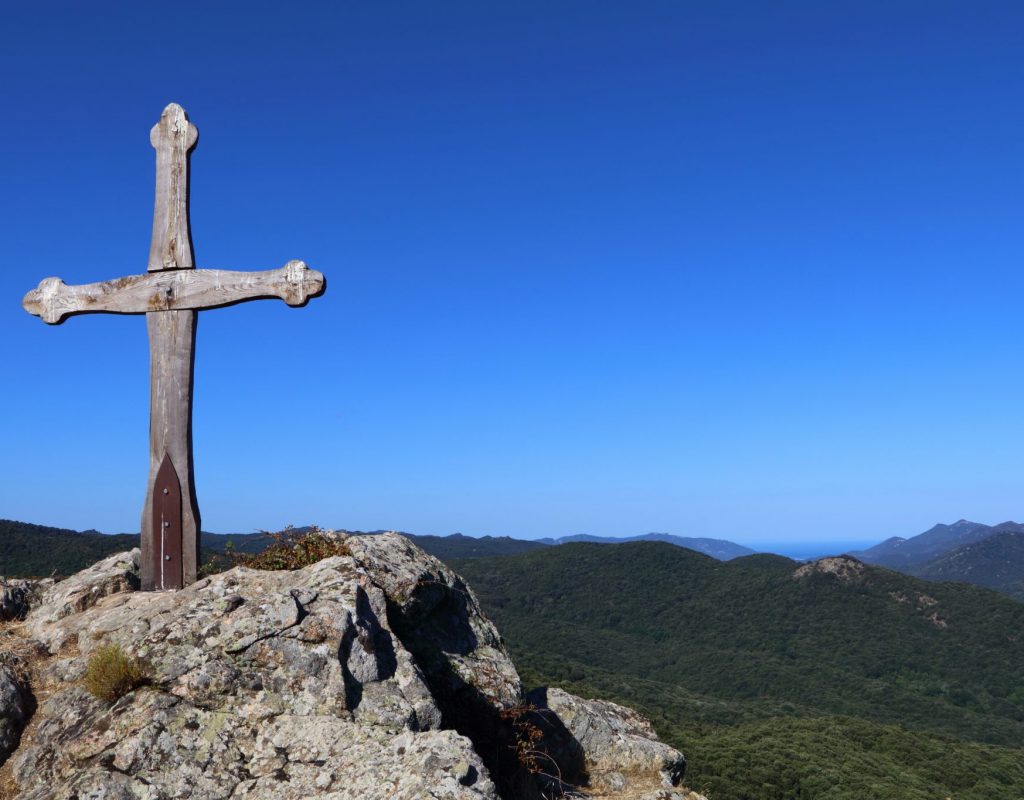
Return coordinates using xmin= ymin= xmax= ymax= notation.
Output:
xmin=141 ymin=104 xmax=199 ymax=590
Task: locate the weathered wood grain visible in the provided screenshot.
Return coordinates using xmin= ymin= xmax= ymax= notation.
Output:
xmin=23 ymin=261 xmax=324 ymax=324
xmin=141 ymin=103 xmax=200 ymax=591
xmin=142 ymin=307 xmax=198 ymax=590
xmin=149 ymin=103 xmax=197 ymax=272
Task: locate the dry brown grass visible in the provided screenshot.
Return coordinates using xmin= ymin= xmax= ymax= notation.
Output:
xmin=0 ymin=623 xmax=53 ymax=799
xmin=82 ymin=644 xmax=146 ymax=702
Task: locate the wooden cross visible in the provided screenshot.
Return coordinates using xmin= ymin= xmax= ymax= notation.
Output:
xmin=22 ymin=103 xmax=325 ymax=590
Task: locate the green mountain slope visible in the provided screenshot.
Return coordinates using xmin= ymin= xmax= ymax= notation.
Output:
xmin=538 ymin=533 xmax=756 ymax=560
xmin=916 ymin=531 xmax=1024 ymax=602
xmin=452 ymin=543 xmax=1024 ymax=799
xmin=0 ymin=520 xmax=137 ymax=577
xmin=681 ymin=716 xmax=1024 ymax=800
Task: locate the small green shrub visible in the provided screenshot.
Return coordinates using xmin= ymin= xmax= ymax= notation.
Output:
xmin=83 ymin=644 xmax=146 ymax=702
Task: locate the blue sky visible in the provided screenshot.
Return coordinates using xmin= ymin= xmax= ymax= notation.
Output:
xmin=2 ymin=2 xmax=1023 ymax=546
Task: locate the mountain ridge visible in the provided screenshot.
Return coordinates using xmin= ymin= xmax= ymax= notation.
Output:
xmin=534 ymin=532 xmax=756 ymax=560
xmin=915 ymin=531 xmax=1024 ymax=601
xmin=0 ymin=520 xmax=754 ymax=576
xmin=849 ymin=518 xmax=1024 ymax=576
xmin=7 ymin=517 xmax=1024 ymax=601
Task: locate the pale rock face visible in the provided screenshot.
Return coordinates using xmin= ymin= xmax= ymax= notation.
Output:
xmin=27 ymin=549 xmax=139 ymax=629
xmin=0 ymin=532 xmax=698 ymax=800
xmin=526 ymin=687 xmax=692 ymax=797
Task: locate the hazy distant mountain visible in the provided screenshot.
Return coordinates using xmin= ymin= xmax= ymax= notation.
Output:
xmin=848 ymin=519 xmax=1024 ymax=570
xmin=915 ymin=531 xmax=1024 ymax=602
xmin=535 ymin=532 xmax=756 ymax=560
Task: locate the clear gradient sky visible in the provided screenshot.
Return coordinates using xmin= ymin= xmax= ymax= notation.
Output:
xmin=2 ymin=2 xmax=1023 ymax=547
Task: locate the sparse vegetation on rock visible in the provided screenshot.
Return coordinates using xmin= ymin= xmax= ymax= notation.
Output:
xmin=232 ymin=526 xmax=350 ymax=571
xmin=82 ymin=644 xmax=146 ymax=702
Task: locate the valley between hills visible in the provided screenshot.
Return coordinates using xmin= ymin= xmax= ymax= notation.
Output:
xmin=2 ymin=517 xmax=1023 ymax=798
xmin=453 ymin=543 xmax=1024 ymax=799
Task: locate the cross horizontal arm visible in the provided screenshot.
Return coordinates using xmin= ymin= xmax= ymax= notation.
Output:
xmin=23 ymin=260 xmax=325 ymax=324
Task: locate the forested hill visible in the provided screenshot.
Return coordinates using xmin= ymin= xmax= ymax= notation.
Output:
xmin=0 ymin=520 xmax=547 ymax=577
xmin=452 ymin=543 xmax=1024 ymax=799
xmin=536 ymin=532 xmax=755 ymax=560
xmin=0 ymin=520 xmax=137 ymax=577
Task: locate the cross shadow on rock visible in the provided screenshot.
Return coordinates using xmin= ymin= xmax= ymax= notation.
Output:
xmin=339 ymin=585 xmax=399 ymax=711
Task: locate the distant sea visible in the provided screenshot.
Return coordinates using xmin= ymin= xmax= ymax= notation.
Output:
xmin=747 ymin=540 xmax=878 ymax=561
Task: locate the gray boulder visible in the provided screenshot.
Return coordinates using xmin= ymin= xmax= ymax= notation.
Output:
xmin=526 ymin=687 xmax=699 ymax=798
xmin=1 ymin=532 xmax=702 ymax=799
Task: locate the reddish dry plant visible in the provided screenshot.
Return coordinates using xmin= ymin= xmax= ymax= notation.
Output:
xmin=500 ymin=703 xmax=546 ymax=774
xmin=202 ymin=527 xmax=350 ymax=574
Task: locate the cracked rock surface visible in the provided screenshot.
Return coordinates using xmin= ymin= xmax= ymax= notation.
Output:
xmin=0 ymin=533 xmax=702 ymax=800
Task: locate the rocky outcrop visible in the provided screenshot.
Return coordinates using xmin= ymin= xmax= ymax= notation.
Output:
xmin=527 ymin=688 xmax=689 ymax=797
xmin=0 ymin=579 xmax=52 ymax=623
xmin=0 ymin=533 xmax=703 ymax=800
xmin=792 ymin=555 xmax=866 ymax=583
xmin=25 ymin=550 xmax=137 ymax=628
